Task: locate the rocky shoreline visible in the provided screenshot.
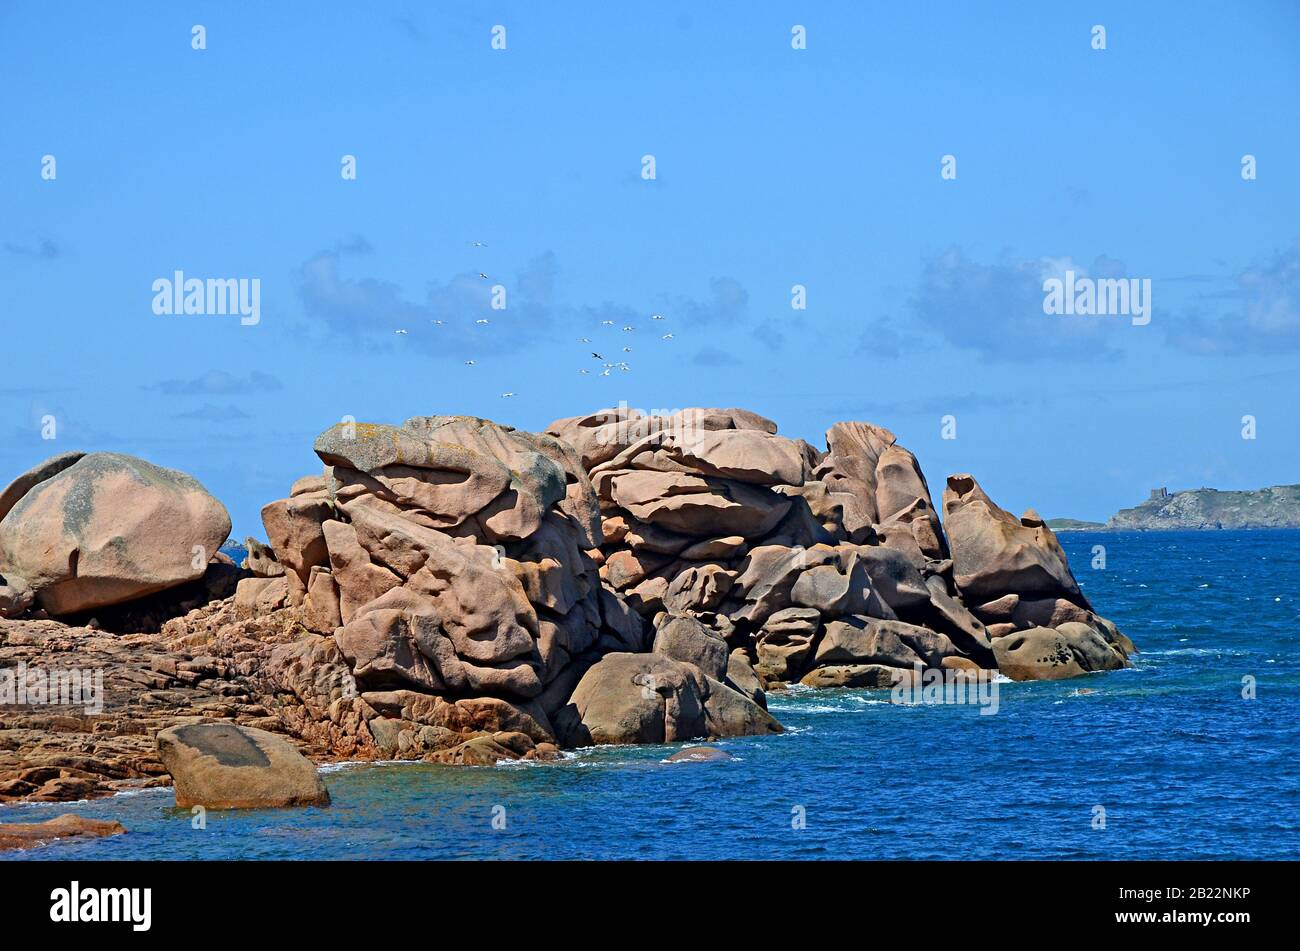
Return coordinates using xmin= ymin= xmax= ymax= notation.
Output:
xmin=1 ymin=406 xmax=1136 ymax=807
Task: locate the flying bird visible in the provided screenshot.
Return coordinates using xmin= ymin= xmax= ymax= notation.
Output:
xmin=478 ymin=272 xmax=490 ymax=280
xmin=395 ymin=329 xmax=409 ymax=335
xmin=471 ymin=241 xmax=487 ymax=247
xmin=622 ymin=347 xmax=632 ymax=353
xmin=591 ymin=352 xmax=603 ymax=359
xmin=600 ymin=319 xmax=614 ymax=326
xmin=465 ymin=360 xmax=476 ymax=366
xmin=475 ymin=319 xmax=490 ymax=325
xmin=431 ymin=319 xmax=445 ymax=325
xmin=622 ymin=325 xmax=634 ymax=332
xmin=501 ymin=392 xmax=516 ymax=398
xmin=662 ymin=333 xmax=674 ymax=340
xmin=651 ymin=313 xmax=665 ymax=320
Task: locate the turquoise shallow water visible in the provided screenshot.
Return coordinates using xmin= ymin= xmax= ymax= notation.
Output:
xmin=4 ymin=530 xmax=1298 ymax=860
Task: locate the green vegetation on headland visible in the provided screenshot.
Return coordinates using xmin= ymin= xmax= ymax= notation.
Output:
xmin=1045 ymin=518 xmax=1106 ymax=531
xmin=1052 ymin=484 xmax=1300 ymax=531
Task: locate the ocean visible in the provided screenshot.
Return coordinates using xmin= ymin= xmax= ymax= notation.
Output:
xmin=4 ymin=530 xmax=1298 ymax=860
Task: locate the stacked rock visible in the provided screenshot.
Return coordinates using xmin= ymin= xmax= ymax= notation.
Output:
xmin=247 ymin=415 xmax=780 ymax=758
xmin=547 ymin=406 xmax=1134 ymax=691
xmin=942 ymin=475 xmax=1134 ymax=680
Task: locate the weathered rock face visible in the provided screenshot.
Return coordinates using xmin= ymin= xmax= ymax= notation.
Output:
xmin=547 ymin=407 xmax=993 ymax=689
xmin=0 ymin=452 xmax=231 ymax=616
xmin=942 ymin=474 xmax=1133 ymax=674
xmin=155 ymin=722 xmax=330 ymax=809
xmin=253 ymin=414 xmax=744 ymax=759
xmin=546 ymin=406 xmax=1134 ymax=690
xmin=943 ymin=475 xmax=1081 ymax=603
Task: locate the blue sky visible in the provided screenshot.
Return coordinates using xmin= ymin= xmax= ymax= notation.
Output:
xmin=2 ymin=1 xmax=1298 ymax=539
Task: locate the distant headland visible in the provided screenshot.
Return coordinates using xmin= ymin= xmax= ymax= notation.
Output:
xmin=1049 ymin=484 xmax=1300 ymax=531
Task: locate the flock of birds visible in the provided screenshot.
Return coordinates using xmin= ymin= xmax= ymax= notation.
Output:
xmin=392 ymin=242 xmax=676 ymax=398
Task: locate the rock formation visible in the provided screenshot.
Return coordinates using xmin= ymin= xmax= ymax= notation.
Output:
xmin=0 ymin=406 xmax=1138 ymax=803
xmin=544 ymin=406 xmax=1123 ymax=693
xmin=243 ymin=413 xmax=776 ymax=766
xmin=0 ymin=452 xmax=231 ymax=617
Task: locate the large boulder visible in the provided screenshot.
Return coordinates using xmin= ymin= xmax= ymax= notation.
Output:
xmin=0 ymin=451 xmax=86 ymax=524
xmin=942 ymin=475 xmax=1083 ymax=604
xmin=813 ymin=615 xmax=963 ymax=669
xmin=0 ymin=452 xmax=231 ymax=615
xmin=553 ymin=652 xmax=781 ymax=746
xmin=155 ymin=723 xmax=330 ymax=809
xmin=652 ymin=613 xmax=729 ymax=680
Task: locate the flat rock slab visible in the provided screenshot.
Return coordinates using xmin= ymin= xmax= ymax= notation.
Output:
xmin=156 ymin=723 xmax=330 ymax=809
xmin=0 ymin=813 xmax=126 ymax=853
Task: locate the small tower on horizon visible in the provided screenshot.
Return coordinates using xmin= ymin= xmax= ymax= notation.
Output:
xmin=1149 ymin=487 xmax=1169 ymax=501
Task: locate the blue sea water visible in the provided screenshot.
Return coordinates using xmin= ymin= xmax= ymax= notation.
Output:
xmin=4 ymin=530 xmax=1298 ymax=860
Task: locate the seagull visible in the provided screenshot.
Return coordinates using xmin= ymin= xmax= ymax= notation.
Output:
xmin=600 ymin=368 xmax=611 ymax=376
xmin=622 ymin=325 xmax=634 ymax=332
xmin=662 ymin=333 xmax=674 ymax=340
xmin=600 ymin=319 xmax=614 ymax=326
xmin=478 ymin=272 xmax=490 ymax=280
xmin=580 ymin=336 xmax=591 ymax=343
xmin=501 ymin=392 xmax=516 ymax=398
xmin=622 ymin=346 xmax=632 ymax=352
xmin=475 ymin=318 xmax=490 ymax=325
xmin=431 ymin=319 xmax=445 ymax=325
xmin=579 ymin=369 xmax=590 ymax=375
xmin=591 ymin=352 xmax=603 ymax=359
xmin=465 ymin=360 xmax=476 ymax=366
xmin=651 ymin=314 xmax=665 ymax=321
xmin=395 ymin=329 xmax=409 ymax=335
xmin=471 ymin=241 xmax=487 ymax=247
xmin=619 ymin=365 xmax=631 ymax=372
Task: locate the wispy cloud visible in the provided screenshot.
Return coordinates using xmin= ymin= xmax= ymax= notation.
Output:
xmin=908 ymin=248 xmax=1131 ymax=361
xmin=174 ymin=404 xmax=252 ymax=422
xmin=295 ymin=240 xmax=761 ymax=363
xmin=4 ymin=236 xmax=60 ymax=260
xmin=296 ymin=243 xmax=557 ymax=358
xmin=1164 ymin=239 xmax=1300 ymax=355
xmin=693 ymin=346 xmax=740 ymax=366
xmin=147 ymin=370 xmax=283 ymax=396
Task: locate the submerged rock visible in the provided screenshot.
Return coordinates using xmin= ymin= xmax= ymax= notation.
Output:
xmin=665 ymin=746 xmax=733 ymax=763
xmin=0 ymin=814 xmax=127 ymax=853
